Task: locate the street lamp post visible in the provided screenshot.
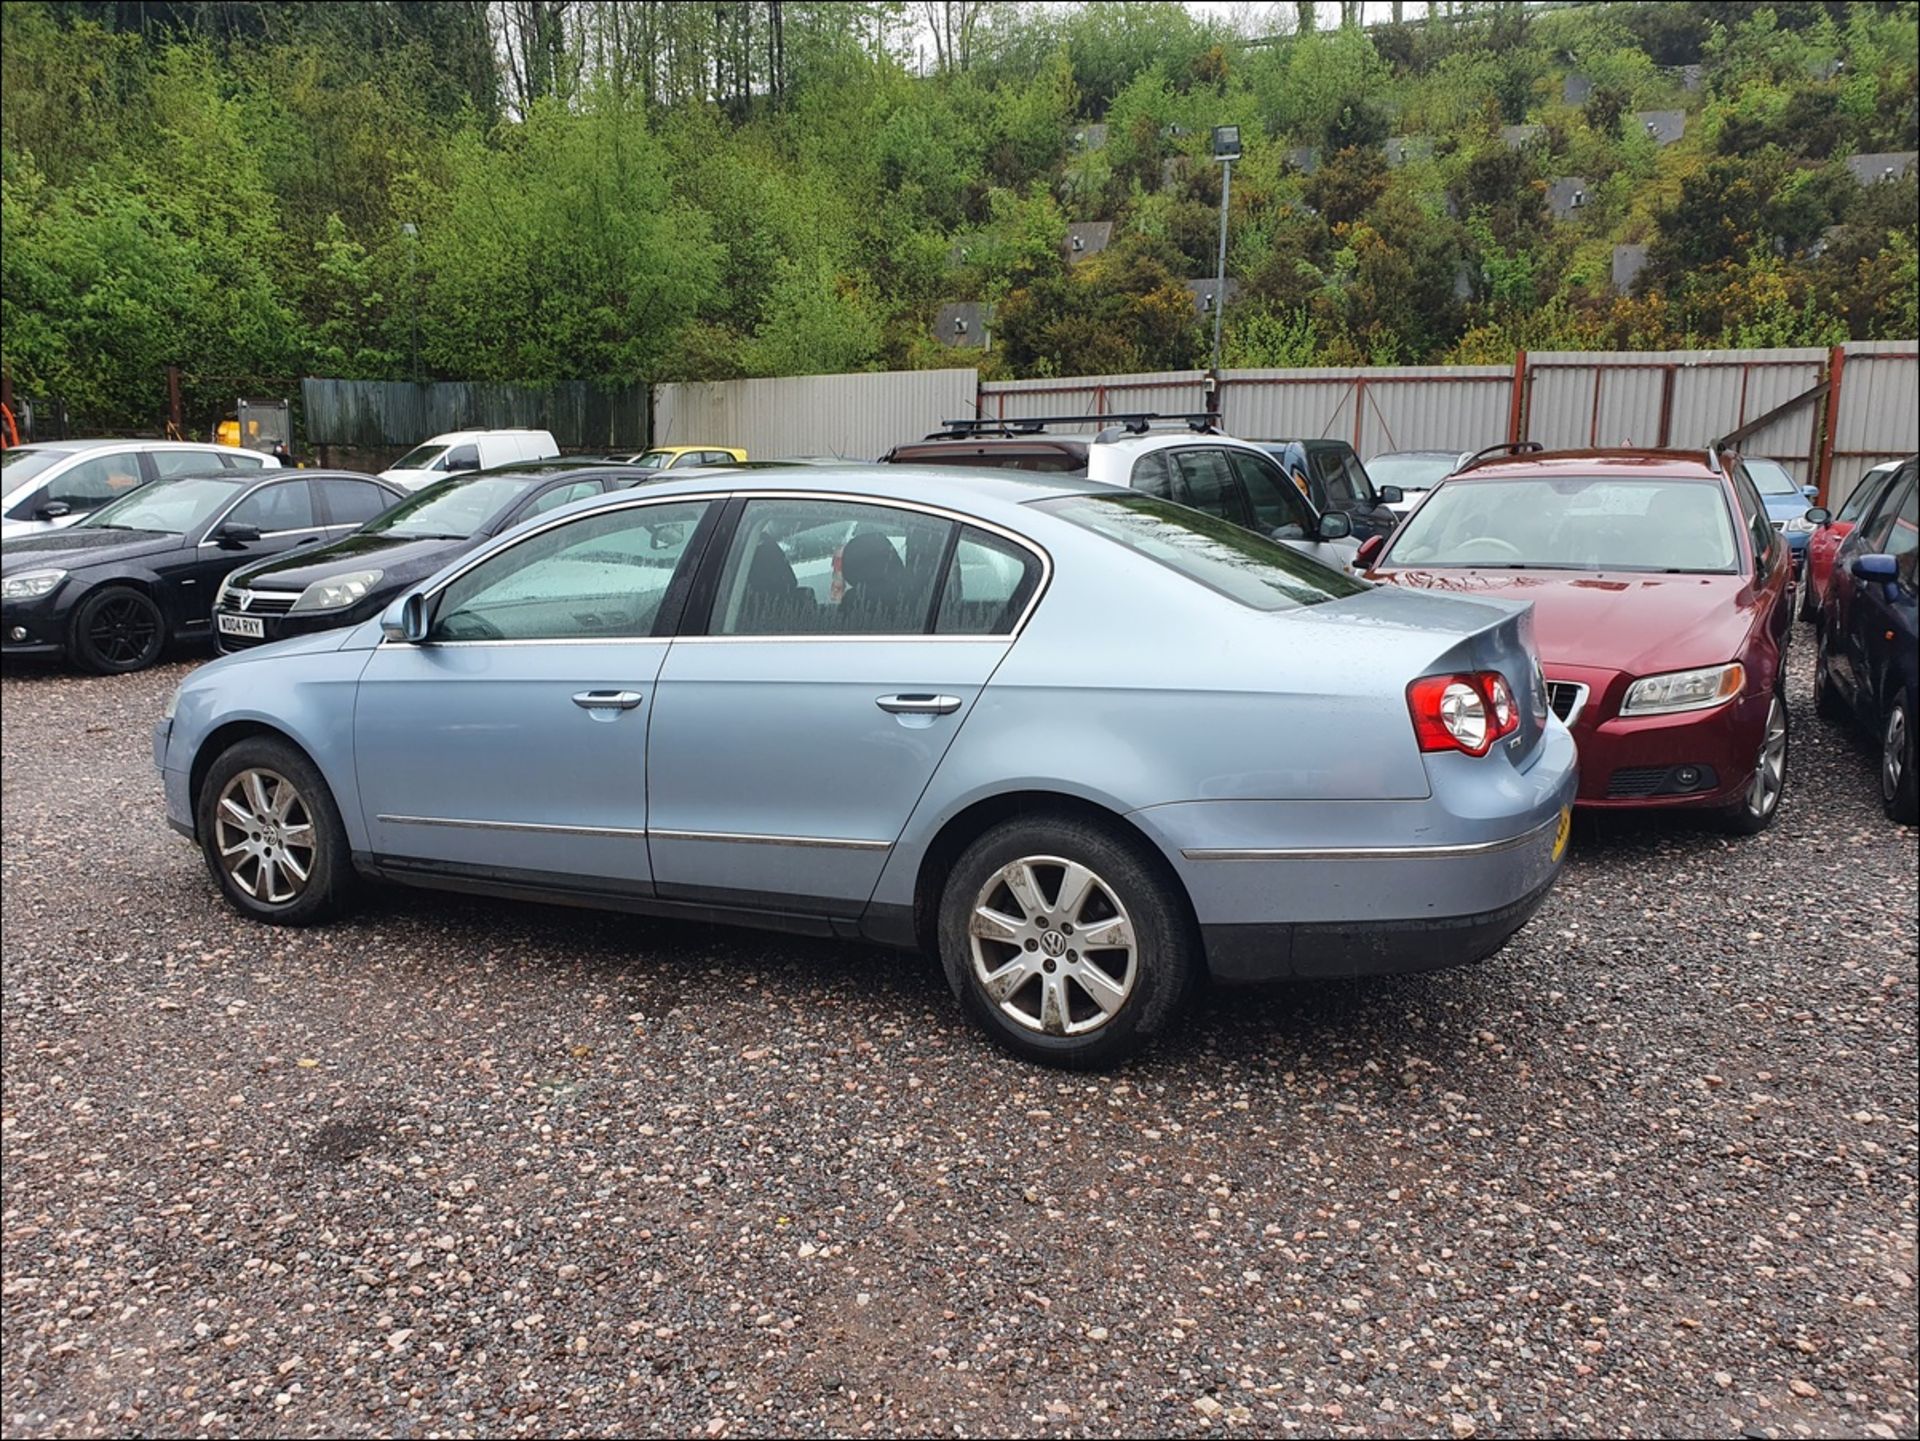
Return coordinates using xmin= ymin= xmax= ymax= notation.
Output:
xmin=400 ymin=222 xmax=420 ymax=383
xmin=1209 ymin=126 xmax=1241 ymax=376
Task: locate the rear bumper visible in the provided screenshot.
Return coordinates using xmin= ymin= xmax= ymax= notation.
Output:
xmin=1203 ymin=869 xmax=1560 ymax=982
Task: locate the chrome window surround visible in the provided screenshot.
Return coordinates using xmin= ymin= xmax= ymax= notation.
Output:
xmin=385 ymin=488 xmax=1054 ymax=647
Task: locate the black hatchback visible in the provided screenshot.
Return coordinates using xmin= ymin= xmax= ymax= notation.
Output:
xmin=1253 ymin=439 xmax=1401 ymax=541
xmin=212 ymin=462 xmax=647 ymax=653
xmin=1 ymin=469 xmax=399 ymax=673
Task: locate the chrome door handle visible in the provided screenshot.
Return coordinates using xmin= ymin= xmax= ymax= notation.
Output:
xmin=875 ymin=693 xmax=962 ymax=716
xmin=572 ymin=690 xmax=645 ymax=710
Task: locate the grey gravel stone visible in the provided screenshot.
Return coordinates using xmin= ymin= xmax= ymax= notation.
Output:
xmin=2 ymin=636 xmax=1914 ymax=1437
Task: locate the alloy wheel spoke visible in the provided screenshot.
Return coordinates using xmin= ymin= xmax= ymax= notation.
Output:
xmin=281 ymin=822 xmax=315 ymax=849
xmin=1039 ymin=972 xmax=1071 ymax=1034
xmin=245 ymin=772 xmax=273 ymax=821
xmin=1051 ymin=862 xmax=1099 ymax=924
xmin=278 ymin=848 xmax=311 ymax=883
xmin=982 ymin=953 xmax=1041 ymax=1002
xmin=1069 ymin=962 xmax=1128 ymax=1016
xmin=1002 ymin=862 xmax=1046 ymax=922
xmin=1076 ymin=916 xmax=1133 ymax=950
xmin=220 ymin=796 xmax=254 ymax=829
xmin=230 ymin=855 xmax=259 ymax=897
xmin=969 ymin=905 xmax=1025 ymax=945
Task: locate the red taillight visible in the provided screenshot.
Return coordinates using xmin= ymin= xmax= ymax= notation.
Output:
xmin=1407 ymin=671 xmax=1521 ymax=756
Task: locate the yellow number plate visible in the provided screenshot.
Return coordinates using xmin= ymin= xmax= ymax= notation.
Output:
xmin=1551 ymin=805 xmax=1573 ymax=862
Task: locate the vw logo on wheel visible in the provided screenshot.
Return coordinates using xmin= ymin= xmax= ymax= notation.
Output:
xmin=1040 ymin=930 xmax=1068 ymax=957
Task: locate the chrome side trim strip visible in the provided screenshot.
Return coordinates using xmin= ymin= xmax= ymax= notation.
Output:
xmin=378 ymin=814 xmax=648 ymax=839
xmin=649 ymin=827 xmax=892 ymax=852
xmin=1181 ymin=812 xmax=1561 ymax=862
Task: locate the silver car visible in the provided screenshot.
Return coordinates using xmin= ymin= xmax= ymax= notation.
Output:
xmin=155 ymin=467 xmax=1577 ymax=1066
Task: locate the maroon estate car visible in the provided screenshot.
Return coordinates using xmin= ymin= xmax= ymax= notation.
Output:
xmin=1358 ymin=447 xmax=1795 ymax=834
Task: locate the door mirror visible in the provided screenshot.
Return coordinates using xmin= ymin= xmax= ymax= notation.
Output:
xmin=380 ymin=590 xmax=431 ymax=643
xmin=216 ymin=523 xmax=262 ymax=547
xmin=35 ymin=500 xmax=71 ymax=521
xmin=1375 ymin=485 xmax=1404 ymax=505
xmin=1804 ymin=506 xmax=1831 ymax=527
xmin=1802 ymin=484 xmax=1819 ymax=500
xmin=1355 ymin=534 xmax=1387 ymax=570
xmin=1316 ymin=510 xmax=1353 ymax=541
xmin=1851 ymin=552 xmax=1899 ymax=582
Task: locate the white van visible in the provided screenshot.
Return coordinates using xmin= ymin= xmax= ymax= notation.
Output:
xmin=378 ymin=429 xmax=560 ymax=492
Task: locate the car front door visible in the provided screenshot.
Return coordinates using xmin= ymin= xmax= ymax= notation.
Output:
xmin=645 ymin=496 xmax=1043 ymax=915
xmin=351 ymin=497 xmax=716 ymax=890
xmin=174 ymin=479 xmax=329 ymax=630
xmin=1843 ymin=467 xmax=1918 ymax=702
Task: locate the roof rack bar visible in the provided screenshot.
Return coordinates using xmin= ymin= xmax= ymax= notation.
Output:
xmin=1705 ymin=440 xmax=1725 ymax=476
xmin=931 ymin=411 xmax=1221 ymax=439
xmin=1457 ymin=440 xmax=1545 ymax=472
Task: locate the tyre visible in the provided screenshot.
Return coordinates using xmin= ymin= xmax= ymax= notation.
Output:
xmin=1798 ymin=577 xmax=1817 ymax=623
xmin=1813 ymin=627 xmax=1846 ymax=721
xmin=195 ymin=735 xmax=355 ymax=925
xmin=1717 ymin=689 xmax=1789 ymax=836
xmin=69 ymin=585 xmax=164 ymax=674
xmin=1881 ymin=694 xmax=1918 ymax=825
xmin=937 ymin=814 xmax=1197 ymax=1068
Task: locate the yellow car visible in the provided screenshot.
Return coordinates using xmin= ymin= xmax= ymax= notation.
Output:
xmin=619 ymin=445 xmax=747 ymax=470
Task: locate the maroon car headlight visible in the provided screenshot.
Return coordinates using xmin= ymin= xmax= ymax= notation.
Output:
xmin=1620 ymin=661 xmax=1745 ymax=717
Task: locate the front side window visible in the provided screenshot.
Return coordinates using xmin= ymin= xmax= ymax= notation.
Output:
xmin=1037 ymin=493 xmax=1366 ymax=612
xmin=935 ymin=527 xmax=1043 ymax=635
xmin=1837 ymin=467 xmax=1894 ymax=524
xmin=1383 ymin=477 xmax=1741 ymax=574
xmin=709 ymin=498 xmax=954 ymax=636
xmin=1862 ymin=471 xmax=1916 ymax=554
xmin=634 ymin=450 xmax=674 ymax=468
xmin=81 ymin=477 xmax=240 ymax=534
xmin=1228 ymin=449 xmax=1316 ymax=538
xmin=2 ymin=447 xmax=73 ymax=494
xmin=443 ymin=444 xmax=481 ymax=471
xmin=522 ymin=480 xmax=603 ymax=517
xmin=430 ymin=501 xmax=712 ymax=642
xmin=1730 ymin=471 xmax=1778 ymax=572
xmin=1310 ymin=447 xmax=1376 ymax=505
xmin=1173 ymin=450 xmax=1250 ymax=527
xmin=226 ymin=482 xmax=315 ymax=532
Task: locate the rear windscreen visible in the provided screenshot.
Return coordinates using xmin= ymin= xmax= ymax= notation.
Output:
xmin=1035 ymin=492 xmax=1366 ymax=611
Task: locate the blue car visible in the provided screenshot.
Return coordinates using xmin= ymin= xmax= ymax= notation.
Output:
xmin=1815 ymin=456 xmax=1918 ymax=824
xmin=154 ymin=467 xmax=1577 ymax=1066
xmin=1745 ymin=456 xmax=1822 ymax=579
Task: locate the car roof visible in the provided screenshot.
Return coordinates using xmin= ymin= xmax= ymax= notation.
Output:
xmin=8 ymin=438 xmax=235 ymax=453
xmin=462 ymin=459 xmax=640 ymax=481
xmin=1372 ymin=449 xmax=1465 ymax=459
xmin=588 ymin=462 xmax=1109 ymax=511
xmin=1449 ymin=447 xmax=1728 ymax=481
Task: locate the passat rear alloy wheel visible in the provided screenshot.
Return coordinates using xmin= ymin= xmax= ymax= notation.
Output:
xmin=938 ymin=815 xmax=1196 ymax=1068
xmin=196 ymin=736 xmax=354 ymax=924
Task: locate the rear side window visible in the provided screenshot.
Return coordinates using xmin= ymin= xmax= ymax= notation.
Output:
xmin=709 ymin=498 xmax=954 ymax=636
xmin=1173 ymin=450 xmax=1251 ymax=527
xmin=1037 ymin=493 xmax=1366 ymax=612
xmin=152 ymin=449 xmax=223 ymax=478
xmin=1129 ymin=452 xmax=1173 ymax=498
xmin=935 ymin=527 xmax=1042 ymax=635
xmin=225 ymin=451 xmax=267 ymax=471
xmin=1228 ymin=449 xmax=1317 ymax=538
xmin=522 ymin=479 xmax=603 ymax=517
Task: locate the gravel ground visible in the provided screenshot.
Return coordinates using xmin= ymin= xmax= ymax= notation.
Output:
xmin=3 ymin=637 xmax=1915 ymax=1440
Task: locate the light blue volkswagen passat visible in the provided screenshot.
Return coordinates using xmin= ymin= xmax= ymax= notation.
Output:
xmin=155 ymin=468 xmax=1577 ymax=1067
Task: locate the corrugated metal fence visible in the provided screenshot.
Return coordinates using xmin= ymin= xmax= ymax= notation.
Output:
xmin=301 ymin=343 xmax=1915 ymax=502
xmin=651 ymin=369 xmax=976 ymax=459
xmin=300 ymin=379 xmax=648 ymax=451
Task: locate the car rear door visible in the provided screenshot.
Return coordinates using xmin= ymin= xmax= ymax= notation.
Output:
xmin=1843 ymin=467 xmax=1918 ymax=701
xmin=351 ymin=496 xmax=718 ymax=889
xmin=645 ymin=495 xmax=1043 ymax=916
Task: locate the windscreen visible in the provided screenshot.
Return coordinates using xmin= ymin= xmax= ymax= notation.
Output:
xmin=390 ymin=443 xmax=448 ymax=471
xmin=1036 ymin=492 xmax=1367 ymax=612
xmin=363 ymin=475 xmax=541 ymax=539
xmin=635 ymin=450 xmax=675 ymax=468
xmin=2 ymin=447 xmax=73 ymax=499
xmin=1383 ymin=477 xmax=1740 ymax=574
xmin=1743 ymin=458 xmax=1802 ymax=496
xmin=80 ymin=477 xmax=242 ymax=534
xmin=1365 ymin=454 xmax=1458 ymax=491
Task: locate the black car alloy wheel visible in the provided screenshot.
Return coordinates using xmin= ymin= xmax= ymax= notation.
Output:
xmin=71 ymin=585 xmax=164 ymax=674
